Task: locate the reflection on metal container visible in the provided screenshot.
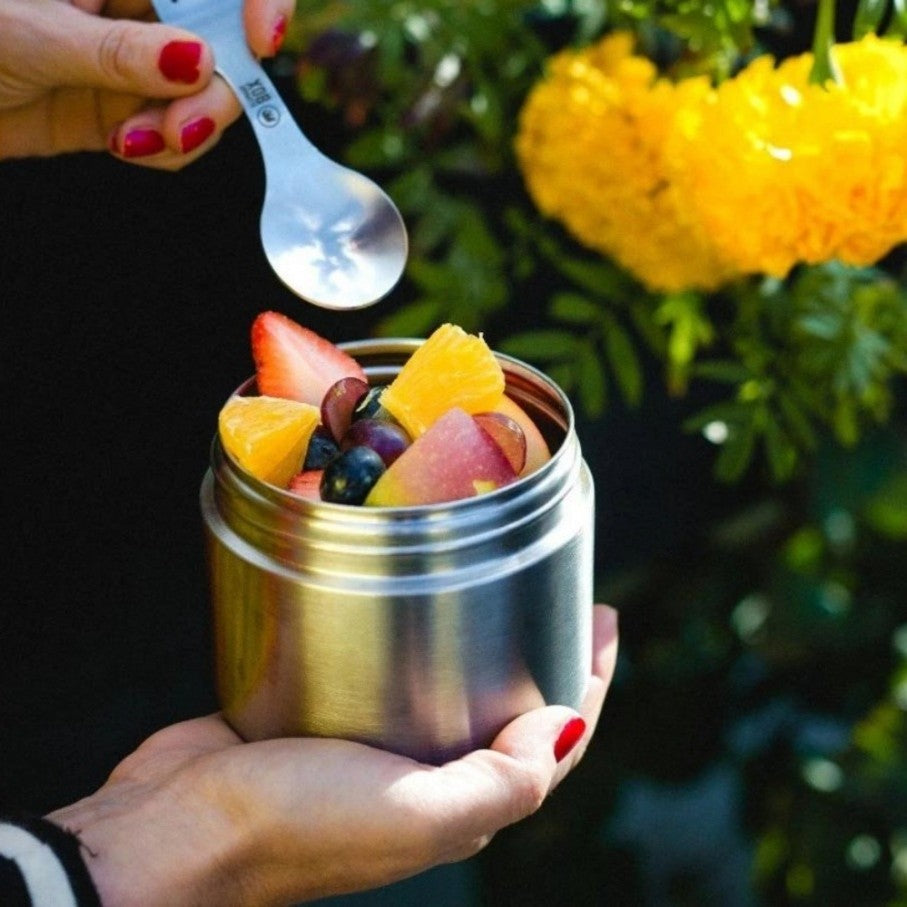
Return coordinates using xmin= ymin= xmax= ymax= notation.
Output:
xmin=201 ymin=339 xmax=594 ymax=764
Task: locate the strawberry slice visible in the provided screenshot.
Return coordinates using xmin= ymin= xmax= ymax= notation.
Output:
xmin=251 ymin=311 xmax=367 ymax=407
xmin=288 ymin=469 xmax=324 ymax=501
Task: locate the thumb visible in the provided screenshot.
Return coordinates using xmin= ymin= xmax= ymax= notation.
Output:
xmin=18 ymin=1 xmax=214 ymax=96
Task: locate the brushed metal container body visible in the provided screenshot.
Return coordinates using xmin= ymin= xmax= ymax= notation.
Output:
xmin=201 ymin=339 xmax=594 ymax=764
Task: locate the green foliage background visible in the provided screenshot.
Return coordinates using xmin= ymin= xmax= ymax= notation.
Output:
xmin=283 ymin=1 xmax=907 ymax=903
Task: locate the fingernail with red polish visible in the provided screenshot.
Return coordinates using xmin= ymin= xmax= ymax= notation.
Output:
xmin=159 ymin=40 xmax=202 ymax=84
xmin=181 ymin=116 xmax=216 ymax=153
xmin=554 ymin=716 xmax=586 ymax=763
xmin=272 ymin=15 xmax=288 ymax=54
xmin=122 ymin=128 xmax=165 ymax=158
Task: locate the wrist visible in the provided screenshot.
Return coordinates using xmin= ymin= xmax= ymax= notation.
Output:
xmin=45 ymin=772 xmax=257 ymax=907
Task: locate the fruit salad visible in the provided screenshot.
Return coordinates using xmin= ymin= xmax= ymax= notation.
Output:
xmin=218 ymin=312 xmax=552 ymax=506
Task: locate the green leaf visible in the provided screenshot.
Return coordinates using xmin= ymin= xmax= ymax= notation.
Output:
xmin=344 ymin=127 xmax=408 ymax=169
xmin=387 ymin=167 xmax=435 ymax=211
xmin=763 ymin=413 xmax=799 ymax=482
xmin=692 ymin=360 xmax=752 ymax=384
xmin=295 ymin=66 xmax=329 ymax=105
xmin=499 ymin=330 xmax=577 ymax=362
xmin=433 ymin=143 xmax=498 ymax=177
xmin=407 ymin=259 xmax=456 ymax=295
xmin=715 ymin=419 xmax=757 ymax=482
xmin=411 ymin=210 xmax=460 ymax=257
xmin=776 ymin=390 xmax=818 ymax=452
xmin=797 ymin=313 xmax=842 ymax=341
xmin=628 ymin=300 xmax=667 ymax=355
xmin=887 ymin=0 xmax=907 ymax=35
xmin=573 ymin=0 xmax=608 ymax=42
xmin=832 ymin=400 xmax=861 ymax=446
xmin=577 ymin=343 xmax=608 ymax=417
xmin=513 ymin=248 xmax=536 ymax=281
xmin=784 ymin=526 xmax=825 ymax=572
xmin=863 ymin=472 xmax=907 ymax=538
xmin=451 ymin=207 xmax=505 ymax=266
xmin=853 ymin=0 xmax=890 ymax=37
xmin=554 ymin=256 xmax=627 ymax=297
xmin=531 ymin=238 xmax=628 ymax=298
xmin=604 ymin=319 xmax=643 ymax=406
xmin=549 ymin=293 xmax=602 ymax=325
xmin=656 ymin=292 xmax=714 ymax=386
xmin=547 ymin=362 xmax=576 ymax=395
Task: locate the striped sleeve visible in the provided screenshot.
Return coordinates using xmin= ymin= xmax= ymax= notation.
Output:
xmin=0 ymin=816 xmax=101 ymax=906
xmin=0 ymin=852 xmax=32 ymax=905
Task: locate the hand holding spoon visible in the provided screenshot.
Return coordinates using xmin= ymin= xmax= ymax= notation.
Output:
xmin=151 ymin=0 xmax=408 ymax=310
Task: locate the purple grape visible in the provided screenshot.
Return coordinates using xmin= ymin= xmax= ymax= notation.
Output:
xmin=474 ymin=412 xmax=527 ymax=475
xmin=341 ymin=418 xmax=411 ymax=467
xmin=321 ymin=377 xmax=369 ymax=443
xmin=320 ymin=446 xmax=385 ymax=505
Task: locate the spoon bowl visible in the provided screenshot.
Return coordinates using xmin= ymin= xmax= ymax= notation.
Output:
xmin=260 ymin=153 xmax=408 ymax=310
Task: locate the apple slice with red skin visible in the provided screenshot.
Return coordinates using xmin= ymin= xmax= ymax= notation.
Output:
xmin=365 ymin=407 xmax=518 ymax=507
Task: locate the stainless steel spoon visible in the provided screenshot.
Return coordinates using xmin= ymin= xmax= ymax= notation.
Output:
xmin=151 ymin=0 xmax=408 ymax=310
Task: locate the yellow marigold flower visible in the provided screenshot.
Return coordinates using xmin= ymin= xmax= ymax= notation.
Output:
xmin=673 ymin=34 xmax=907 ymax=277
xmin=515 ymin=32 xmax=736 ymax=293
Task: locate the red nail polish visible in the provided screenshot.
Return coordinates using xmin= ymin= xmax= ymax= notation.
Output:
xmin=122 ymin=129 xmax=165 ymax=158
xmin=159 ymin=40 xmax=202 ymax=84
xmin=180 ymin=117 xmax=216 ymax=153
xmin=554 ymin=716 xmax=586 ymax=763
xmin=272 ymin=15 xmax=288 ymax=54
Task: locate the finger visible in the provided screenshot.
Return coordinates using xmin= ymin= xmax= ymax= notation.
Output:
xmin=578 ymin=604 xmax=620 ymax=739
xmin=0 ymin=87 xmax=144 ymax=158
xmin=159 ymin=75 xmax=239 ymax=151
xmin=138 ymin=714 xmax=244 ymax=755
xmin=107 ymin=714 xmax=242 ymax=781
xmin=109 ymin=74 xmax=239 ymax=167
xmin=416 ymin=605 xmax=620 ymax=853
xmin=551 ymin=604 xmax=619 ymax=785
xmin=22 ymin=1 xmax=214 ymax=97
xmin=107 ymin=106 xmax=168 ymax=162
xmin=243 ymin=0 xmax=296 ymax=57
xmin=418 ymin=704 xmax=582 ymax=858
xmin=591 ymin=603 xmax=620 ymax=689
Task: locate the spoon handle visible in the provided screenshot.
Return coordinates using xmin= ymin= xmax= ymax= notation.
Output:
xmin=151 ymin=0 xmax=316 ymax=170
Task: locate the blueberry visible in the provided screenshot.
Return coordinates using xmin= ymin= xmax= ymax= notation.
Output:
xmin=319 ymin=446 xmax=386 ymax=505
xmin=303 ymin=425 xmax=340 ymax=470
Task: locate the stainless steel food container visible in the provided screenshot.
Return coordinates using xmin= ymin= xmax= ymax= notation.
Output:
xmin=200 ymin=339 xmax=594 ymax=764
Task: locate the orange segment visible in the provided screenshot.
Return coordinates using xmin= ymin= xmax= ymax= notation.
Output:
xmin=381 ymin=324 xmax=505 ymax=437
xmin=219 ymin=395 xmax=320 ymax=487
